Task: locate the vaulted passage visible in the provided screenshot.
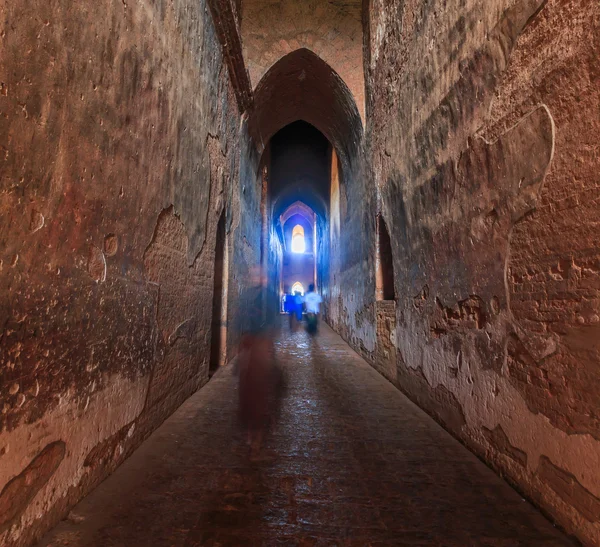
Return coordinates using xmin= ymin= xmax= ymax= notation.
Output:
xmin=269 ymin=122 xmax=332 ymax=307
xmin=1 ymin=0 xmax=599 ymax=545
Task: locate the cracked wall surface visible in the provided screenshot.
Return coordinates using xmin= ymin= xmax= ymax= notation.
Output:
xmin=0 ymin=0 xmax=260 ymax=544
xmin=364 ymin=0 xmax=600 ymax=543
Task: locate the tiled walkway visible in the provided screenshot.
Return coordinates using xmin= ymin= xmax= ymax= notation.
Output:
xmin=40 ymin=323 xmax=574 ymax=546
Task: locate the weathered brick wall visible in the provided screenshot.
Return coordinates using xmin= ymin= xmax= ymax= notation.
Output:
xmin=0 ymin=0 xmax=259 ymax=544
xmin=364 ymin=0 xmax=600 ymax=542
xmin=374 ymin=300 xmax=397 ymax=384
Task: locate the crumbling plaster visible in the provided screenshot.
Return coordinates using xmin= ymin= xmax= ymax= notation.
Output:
xmin=365 ymin=0 xmax=600 ymax=543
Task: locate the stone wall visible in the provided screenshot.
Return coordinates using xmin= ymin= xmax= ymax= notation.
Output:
xmin=0 ymin=0 xmax=259 ymax=544
xmin=364 ymin=0 xmax=600 ymax=543
xmin=266 ymin=224 xmax=283 ymax=322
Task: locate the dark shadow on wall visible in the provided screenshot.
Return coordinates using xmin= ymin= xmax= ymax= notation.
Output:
xmin=210 ymin=211 xmax=226 ymax=376
xmin=377 ymin=214 xmax=395 ymax=302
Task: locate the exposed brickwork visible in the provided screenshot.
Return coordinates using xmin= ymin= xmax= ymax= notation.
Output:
xmin=492 ymin=0 xmax=600 ymax=443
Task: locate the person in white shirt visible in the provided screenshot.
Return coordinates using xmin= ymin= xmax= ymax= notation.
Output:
xmin=304 ymin=284 xmax=322 ymax=334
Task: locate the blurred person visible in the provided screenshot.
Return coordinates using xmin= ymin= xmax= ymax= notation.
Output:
xmin=304 ymin=284 xmax=322 ymax=335
xmin=236 ymin=266 xmax=285 ymax=459
xmin=292 ymin=290 xmax=304 ymax=327
xmin=284 ymin=293 xmax=294 ymax=328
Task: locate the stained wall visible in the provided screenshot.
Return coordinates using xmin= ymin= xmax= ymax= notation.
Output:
xmin=363 ymin=0 xmax=600 ymax=543
xmin=0 ymin=0 xmax=260 ymax=544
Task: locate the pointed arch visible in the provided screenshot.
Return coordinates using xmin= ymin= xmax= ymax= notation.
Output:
xmin=248 ymin=49 xmax=363 ymax=171
xmin=280 ymin=201 xmax=316 ymax=227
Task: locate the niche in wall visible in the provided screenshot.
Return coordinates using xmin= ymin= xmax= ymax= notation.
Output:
xmin=376 ymin=214 xmax=395 ymax=301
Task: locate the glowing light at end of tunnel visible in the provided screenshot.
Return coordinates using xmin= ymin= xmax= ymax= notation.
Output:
xmin=291 ymin=224 xmax=306 ymax=254
xmin=292 ymin=282 xmax=304 ymax=295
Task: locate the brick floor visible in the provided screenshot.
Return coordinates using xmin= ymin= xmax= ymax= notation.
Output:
xmin=39 ymin=322 xmax=575 ymax=546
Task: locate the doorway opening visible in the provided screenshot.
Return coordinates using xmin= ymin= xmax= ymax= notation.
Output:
xmin=376 ymin=214 xmax=395 ymax=301
xmin=280 ymin=206 xmax=317 ymax=305
xmin=209 ymin=211 xmax=226 ymax=376
xmin=292 ymin=225 xmax=306 ymax=253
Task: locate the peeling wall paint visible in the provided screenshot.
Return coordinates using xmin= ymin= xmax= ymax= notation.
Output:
xmin=362 ymin=0 xmax=600 ymax=543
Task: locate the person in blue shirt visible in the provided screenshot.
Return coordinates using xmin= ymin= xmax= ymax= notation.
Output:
xmin=284 ymin=293 xmax=294 ymax=328
xmin=292 ymin=291 xmax=304 ymax=326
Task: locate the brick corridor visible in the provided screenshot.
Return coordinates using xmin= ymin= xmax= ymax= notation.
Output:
xmin=40 ymin=323 xmax=574 ymax=546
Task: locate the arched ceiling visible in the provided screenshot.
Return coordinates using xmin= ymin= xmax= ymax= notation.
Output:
xmin=280 ymin=201 xmax=315 ymax=226
xmin=280 ymin=201 xmax=316 ymax=227
xmin=273 ymin=182 xmax=328 ymax=222
xmin=248 ymin=49 xmax=363 ymax=171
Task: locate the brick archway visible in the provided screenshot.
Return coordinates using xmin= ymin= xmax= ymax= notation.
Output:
xmin=248 ymin=49 xmax=363 ymax=171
